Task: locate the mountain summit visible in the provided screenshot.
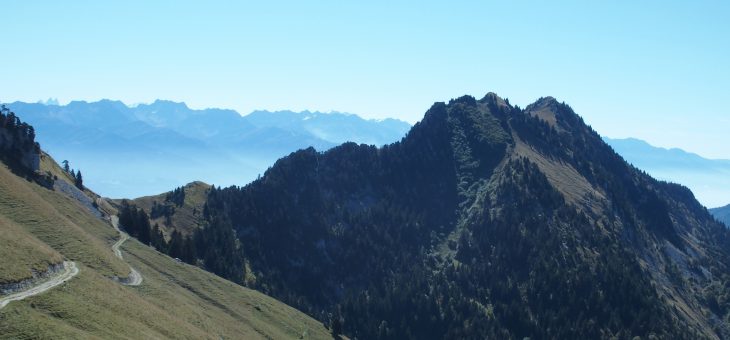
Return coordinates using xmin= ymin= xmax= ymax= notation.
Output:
xmin=190 ymin=92 xmax=730 ymax=339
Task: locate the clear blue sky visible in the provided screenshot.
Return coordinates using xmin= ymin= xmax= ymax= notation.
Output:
xmin=1 ymin=1 xmax=729 ymax=158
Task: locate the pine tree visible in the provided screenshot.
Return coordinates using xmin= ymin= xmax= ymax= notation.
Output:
xmin=331 ymin=315 xmax=342 ymax=338
xmin=182 ymin=236 xmax=196 ymax=264
xmin=151 ymin=223 xmax=167 ymax=251
xmin=168 ymin=230 xmax=184 ymax=259
xmin=135 ymin=208 xmax=151 ymax=245
xmin=74 ymin=170 xmax=83 ymax=189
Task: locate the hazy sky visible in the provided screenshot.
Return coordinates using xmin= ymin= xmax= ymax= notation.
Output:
xmin=2 ymin=1 xmax=728 ymax=158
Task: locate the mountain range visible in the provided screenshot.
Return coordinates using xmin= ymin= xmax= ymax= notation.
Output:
xmin=10 ymin=99 xmax=729 ymax=215
xmin=5 ymin=100 xmax=410 ymax=199
xmin=604 ymin=137 xmax=730 ymax=209
xmin=132 ymin=93 xmax=730 ymax=339
xmin=5 ymin=92 xmax=730 ymax=338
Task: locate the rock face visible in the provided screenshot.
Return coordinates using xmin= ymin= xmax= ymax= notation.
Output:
xmin=53 ymin=179 xmax=101 ymax=218
xmin=0 ymin=262 xmax=65 ymax=295
xmin=0 ymin=107 xmax=40 ymax=173
xmin=196 ymin=93 xmax=730 ymax=339
xmin=0 ymin=129 xmax=40 ymax=171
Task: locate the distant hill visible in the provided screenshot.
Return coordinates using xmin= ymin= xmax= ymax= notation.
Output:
xmin=0 ymin=107 xmax=331 ymax=339
xmin=123 ymin=181 xmax=211 ymax=238
xmin=5 ymin=100 xmax=410 ymax=198
xmin=150 ymin=93 xmax=730 ymax=339
xmin=604 ymin=137 xmax=730 ymax=208
xmin=711 ymin=204 xmax=730 ymax=227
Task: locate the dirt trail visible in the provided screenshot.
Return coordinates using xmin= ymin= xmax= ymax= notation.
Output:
xmin=110 ymin=215 xmax=143 ymax=286
xmin=0 ymin=261 xmax=79 ymax=309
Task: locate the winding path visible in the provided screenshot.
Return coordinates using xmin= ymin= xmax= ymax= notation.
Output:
xmin=0 ymin=261 xmax=79 ymax=309
xmin=0 ymin=200 xmax=143 ymax=310
xmin=110 ymin=215 xmax=143 ymax=286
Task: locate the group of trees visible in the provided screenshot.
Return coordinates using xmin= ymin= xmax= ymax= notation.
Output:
xmin=117 ymin=200 xmax=194 ymax=260
xmin=150 ymin=186 xmax=186 ymax=225
xmin=61 ymin=160 xmax=84 ymax=190
xmin=0 ymin=104 xmax=40 ymax=172
xmin=165 ymin=186 xmax=185 ymax=206
xmin=119 ymin=200 xmax=157 ymax=245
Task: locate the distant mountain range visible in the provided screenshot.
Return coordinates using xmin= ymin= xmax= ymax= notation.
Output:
xmin=5 ymin=100 xmax=410 ymax=198
xmin=604 ymin=137 xmax=730 ymax=209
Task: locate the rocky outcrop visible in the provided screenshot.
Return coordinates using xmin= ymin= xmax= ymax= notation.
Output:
xmin=0 ymin=262 xmax=66 ymax=296
xmin=54 ymin=179 xmax=102 ymax=218
xmin=111 ymin=267 xmax=143 ymax=286
xmin=0 ymin=107 xmax=41 ymax=173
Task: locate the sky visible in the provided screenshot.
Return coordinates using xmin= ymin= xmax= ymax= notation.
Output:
xmin=1 ymin=1 xmax=729 ymax=158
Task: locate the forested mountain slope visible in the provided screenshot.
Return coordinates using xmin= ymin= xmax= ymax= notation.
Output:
xmin=175 ymin=93 xmax=730 ymax=339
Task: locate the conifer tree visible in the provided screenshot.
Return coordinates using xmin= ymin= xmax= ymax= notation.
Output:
xmin=151 ymin=223 xmax=167 ymax=251
xmin=168 ymin=230 xmax=184 ymax=259
xmin=74 ymin=170 xmax=83 ymax=189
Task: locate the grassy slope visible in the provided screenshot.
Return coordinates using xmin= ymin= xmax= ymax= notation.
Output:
xmin=0 ymin=163 xmax=130 ymax=281
xmin=0 ymin=214 xmax=63 ymax=284
xmin=40 ymin=151 xmax=74 ymax=184
xmin=0 ymin=159 xmax=331 ymax=339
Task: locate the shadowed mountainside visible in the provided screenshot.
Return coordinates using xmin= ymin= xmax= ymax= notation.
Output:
xmin=160 ymin=93 xmax=730 ymax=339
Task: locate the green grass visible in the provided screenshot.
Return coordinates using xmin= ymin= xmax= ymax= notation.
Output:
xmin=0 ymin=214 xmax=63 ymax=283
xmin=0 ymin=163 xmax=130 ymax=280
xmin=0 ymin=157 xmax=332 ymax=339
xmin=39 ymin=151 xmax=75 ymax=185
